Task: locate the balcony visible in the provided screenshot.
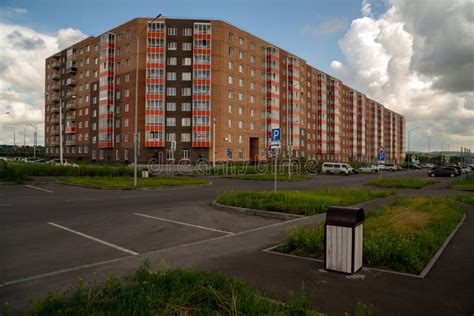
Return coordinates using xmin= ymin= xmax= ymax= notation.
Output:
xmin=50 ymin=94 xmax=60 ymax=102
xmin=51 ymin=73 xmax=60 ymax=80
xmin=66 ymin=112 xmax=76 ymax=120
xmin=65 ymin=126 xmax=76 ymax=134
xmin=66 ymin=65 xmax=77 ymax=74
xmin=66 ymin=90 xmax=76 ymax=97
xmin=65 ymin=139 xmax=76 ymax=146
xmin=51 ymin=61 xmax=60 ymax=69
xmin=50 ymin=128 xmax=60 ymax=135
xmin=50 ymin=140 xmax=60 ymax=146
xmin=50 ymin=117 xmax=60 ymax=124
xmin=65 ymin=102 xmax=76 ymax=110
xmin=66 ymin=78 xmax=77 ymax=86
xmin=50 ymin=105 xmax=60 ymax=112
xmin=50 ymin=83 xmax=60 ymax=91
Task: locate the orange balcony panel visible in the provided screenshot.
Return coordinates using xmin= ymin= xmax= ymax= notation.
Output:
xmin=145 ymin=109 xmax=164 ymax=115
xmin=147 ymin=31 xmax=165 ymax=38
xmin=146 ymin=47 xmax=165 ymax=53
xmin=192 ymin=48 xmax=211 ymax=55
xmin=98 ymin=128 xmax=113 ymax=133
xmin=146 ymin=78 xmax=165 ymax=84
xmin=146 ymin=62 xmax=165 ymax=68
xmin=192 ymin=141 xmax=211 ymax=148
xmin=98 ymin=142 xmax=113 ymax=148
xmin=192 ymin=63 xmax=211 ymax=70
xmin=192 ymin=94 xmax=210 ymax=101
xmin=145 ymin=140 xmax=164 ymax=147
xmin=192 ymin=125 xmax=210 ymax=132
xmin=193 ymin=33 xmax=211 ymax=40
xmin=192 ymin=79 xmax=211 ymax=85
xmin=145 ymin=125 xmax=164 ymax=131
xmin=192 ymin=110 xmax=210 ymax=116
xmin=145 ymin=94 xmax=165 ymax=100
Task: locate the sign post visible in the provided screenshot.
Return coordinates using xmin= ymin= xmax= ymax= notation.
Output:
xmin=378 ymin=147 xmax=385 ymax=179
xmin=271 ymin=128 xmax=281 ymax=192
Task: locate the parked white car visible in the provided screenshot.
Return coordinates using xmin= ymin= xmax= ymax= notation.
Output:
xmin=322 ymin=162 xmax=355 ymax=175
xmin=358 ymin=165 xmax=378 ymax=173
xmin=46 ymin=159 xmax=79 ymax=168
xmin=378 ymin=164 xmax=400 ymax=172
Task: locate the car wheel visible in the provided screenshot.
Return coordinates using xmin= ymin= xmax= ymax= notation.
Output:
xmin=326 ymin=170 xmax=331 ymax=175
xmin=450 ymin=173 xmax=455 ymax=178
xmin=430 ymin=173 xmax=435 ymax=177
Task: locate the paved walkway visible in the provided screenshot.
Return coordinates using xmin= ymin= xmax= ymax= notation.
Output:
xmin=1 ymin=176 xmax=472 ymax=315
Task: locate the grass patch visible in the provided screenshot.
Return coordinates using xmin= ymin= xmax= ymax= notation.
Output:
xmin=216 ymin=188 xmax=393 ymax=216
xmin=453 ymin=193 xmax=474 ymax=205
xmin=278 ymin=196 xmax=466 ymax=274
xmin=3 ymin=161 xmax=134 ymax=177
xmin=29 ymin=261 xmax=324 ymax=315
xmin=60 ymin=176 xmax=208 ymax=189
xmin=367 ymin=178 xmax=438 ymax=189
xmin=449 ymin=175 xmax=474 ymax=190
xmin=229 ymin=174 xmax=311 ymax=181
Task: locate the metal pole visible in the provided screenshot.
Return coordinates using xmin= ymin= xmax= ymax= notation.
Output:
xmin=23 ymin=128 xmax=26 ymax=146
xmin=13 ymin=126 xmax=16 ymax=146
xmin=274 ymin=149 xmax=277 ymax=193
xmin=33 ymin=126 xmax=37 ymax=158
xmin=59 ymin=98 xmax=63 ymax=165
xmin=212 ymin=118 xmax=216 ymax=167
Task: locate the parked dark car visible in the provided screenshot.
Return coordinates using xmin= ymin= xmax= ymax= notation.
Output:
xmin=427 ymin=167 xmax=459 ymax=177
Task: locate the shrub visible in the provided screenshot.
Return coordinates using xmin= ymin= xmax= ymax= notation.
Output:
xmin=0 ymin=161 xmax=27 ymax=183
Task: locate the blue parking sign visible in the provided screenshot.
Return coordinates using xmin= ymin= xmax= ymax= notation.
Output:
xmin=271 ymin=128 xmax=281 ymax=142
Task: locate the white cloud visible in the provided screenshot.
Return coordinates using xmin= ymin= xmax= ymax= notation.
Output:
xmin=302 ymin=18 xmax=348 ymax=36
xmin=0 ymin=22 xmax=86 ymax=146
xmin=331 ymin=0 xmax=474 ymax=152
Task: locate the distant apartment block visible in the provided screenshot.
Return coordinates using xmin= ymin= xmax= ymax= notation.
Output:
xmin=44 ymin=17 xmax=405 ymax=163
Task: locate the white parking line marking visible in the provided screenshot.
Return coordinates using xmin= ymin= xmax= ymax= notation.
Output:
xmin=134 ymin=213 xmax=234 ymax=235
xmin=24 ymin=185 xmax=54 ymax=193
xmin=48 ymin=222 xmax=138 ymax=255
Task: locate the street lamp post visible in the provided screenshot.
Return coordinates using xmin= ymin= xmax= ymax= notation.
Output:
xmin=407 ymin=126 xmax=419 ymax=168
xmin=133 ymin=14 xmax=162 ymax=188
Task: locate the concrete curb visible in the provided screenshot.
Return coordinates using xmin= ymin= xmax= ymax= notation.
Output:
xmin=55 ymin=179 xmax=213 ymax=191
xmin=211 ymin=201 xmax=304 ymax=220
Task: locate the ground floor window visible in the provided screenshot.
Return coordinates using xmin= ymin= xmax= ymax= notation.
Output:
xmin=182 ymin=149 xmax=190 ymax=160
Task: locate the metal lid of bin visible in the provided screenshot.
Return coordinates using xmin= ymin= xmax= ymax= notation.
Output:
xmin=325 ymin=207 xmax=364 ymax=227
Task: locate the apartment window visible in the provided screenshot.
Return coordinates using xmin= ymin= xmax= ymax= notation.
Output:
xmin=125 ymin=59 xmax=130 ymax=67
xmin=182 ymin=72 xmax=191 ymax=81
xmin=115 ymin=149 xmax=120 ymax=160
xmin=181 ymin=102 xmax=191 ymax=111
xmin=239 ymin=37 xmax=244 ymax=45
xmin=93 ymin=110 xmax=97 ymax=117
xmin=239 ymin=78 xmax=244 ymax=87
xmin=166 ymin=102 xmax=176 ymax=111
xmin=92 ymin=136 xmax=97 ymax=143
xmin=124 ymin=133 xmax=129 ymax=142
xmin=115 ymin=134 xmax=120 ymax=143
xmin=228 ymin=75 xmax=233 ymax=84
xmin=167 ymin=57 xmax=177 ymax=65
xmin=250 ymin=55 xmax=256 ymax=63
xmin=228 ymin=46 xmax=234 ymax=56
xmin=166 ymin=118 xmax=176 ymax=126
xmin=239 ymin=51 xmax=244 ymax=59
xmin=181 ymin=133 xmax=191 ymax=142
xmin=124 ymin=89 xmax=129 ymax=97
xmin=182 ymin=87 xmax=191 ymax=96
xmin=228 ymin=61 xmax=233 ymax=70
xmin=228 ymin=119 xmax=232 ymax=128
xmin=182 ymin=57 xmax=192 ymax=66
xmin=167 ymin=72 xmax=176 ymax=80
xmin=228 ymin=32 xmax=234 ymax=42
xmin=239 ymin=65 xmax=243 ymax=73
xmin=167 ymin=87 xmax=176 ymax=96
xmin=166 ymin=150 xmax=174 ymax=160
xmin=250 ymin=69 xmax=256 ymax=76
xmin=125 ymin=104 xmax=129 ymax=112
xmin=182 ymin=149 xmax=190 ymax=159
xmin=183 ymin=27 xmax=192 ymax=36
xmin=250 ymin=95 xmax=256 ymax=103
xmin=125 ymin=73 xmax=130 ymax=82
xmin=227 ymin=135 xmax=233 ymax=143
xmin=94 ymin=57 xmax=98 ymax=64
xmin=239 ymin=106 xmax=243 ymax=115
xmin=116 ymin=76 xmax=121 ymax=85
xmin=124 ymin=148 xmax=128 ymax=160
xmin=250 ymin=82 xmax=256 ymax=90
xmin=86 ymin=57 xmax=90 ymax=64
xmin=250 ymin=42 xmax=256 ymax=50
xmin=167 ymin=27 xmax=177 ymax=36
xmin=182 ymin=118 xmax=191 ymax=126
xmin=250 ymin=122 xmax=255 ymax=130
xmin=115 ymin=119 xmax=120 ymax=128
xmin=238 ymin=149 xmax=244 ymax=160
xmin=116 ymin=91 xmax=121 ymax=99
xmin=168 ymin=42 xmax=177 ymax=50
xmin=238 ymin=121 xmax=243 ymax=129
xmin=182 ymin=42 xmax=192 ymax=51
xmin=238 ymin=92 xmax=244 ymax=101
xmin=239 ymin=135 xmax=244 ymax=143
xmin=228 ymin=90 xmax=233 ymax=99
xmin=124 ymin=118 xmax=129 ymax=127
xmin=228 ymin=105 xmax=232 ymax=113
xmin=166 ymin=133 xmax=176 ymax=141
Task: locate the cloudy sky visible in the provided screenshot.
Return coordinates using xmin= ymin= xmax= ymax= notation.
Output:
xmin=0 ymin=0 xmax=472 ymax=152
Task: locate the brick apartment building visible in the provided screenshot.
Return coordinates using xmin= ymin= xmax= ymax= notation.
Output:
xmin=44 ymin=17 xmax=405 ymax=164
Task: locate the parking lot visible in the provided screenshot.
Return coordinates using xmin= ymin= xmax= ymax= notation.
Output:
xmin=0 ymin=169 xmax=455 ymax=307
